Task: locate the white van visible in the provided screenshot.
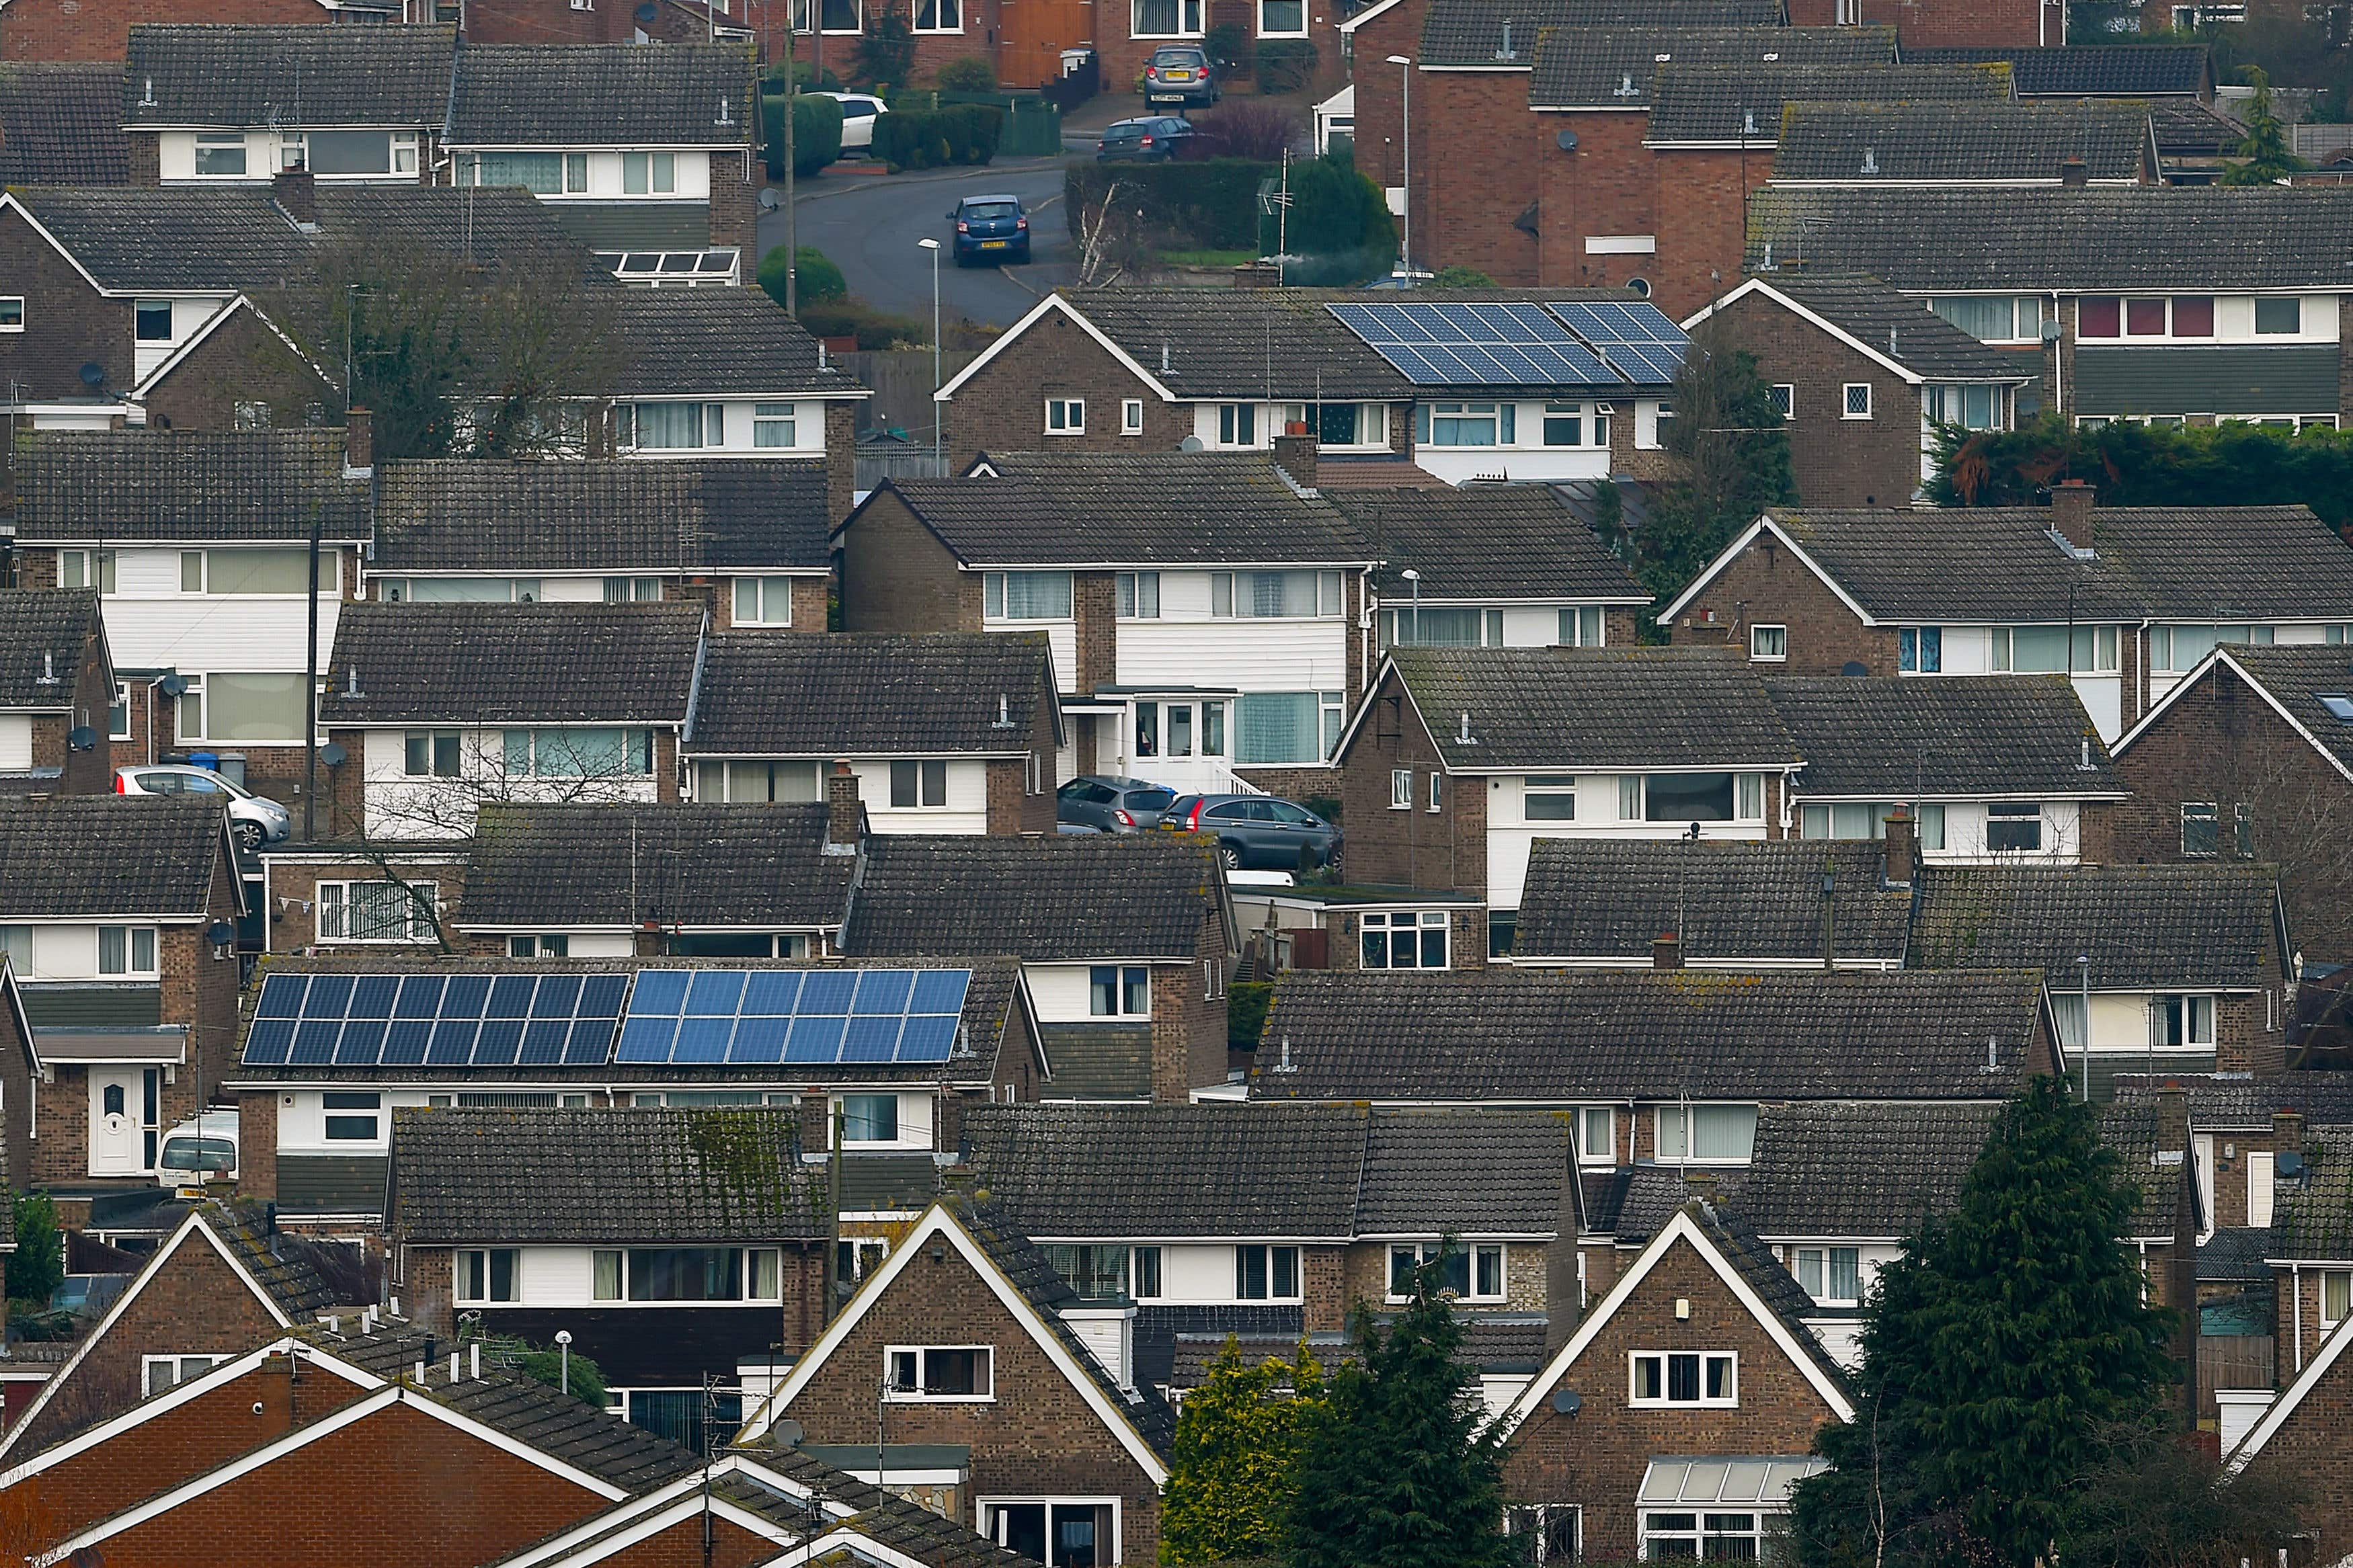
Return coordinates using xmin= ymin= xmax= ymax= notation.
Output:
xmin=156 ymin=1108 xmax=239 ymax=1189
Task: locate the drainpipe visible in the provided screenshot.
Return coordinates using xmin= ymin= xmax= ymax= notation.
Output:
xmin=2294 ymin=1261 xmax=2305 ymax=1372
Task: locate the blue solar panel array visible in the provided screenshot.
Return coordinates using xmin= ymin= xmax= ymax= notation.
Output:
xmin=1548 ymin=301 xmax=1691 ymax=385
xmin=243 ymin=971 xmax=627 ymax=1069
xmin=1328 ymin=301 xmax=1616 ymax=388
xmin=616 ymin=968 xmax=971 ymax=1067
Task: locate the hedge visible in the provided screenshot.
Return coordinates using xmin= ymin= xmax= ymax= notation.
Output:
xmin=1261 ymin=154 xmax=1396 ymax=285
xmin=1064 ymin=157 xmax=1274 ymax=252
xmin=873 ymin=103 xmax=1002 ymax=171
xmin=762 ymin=93 xmax=844 ymax=179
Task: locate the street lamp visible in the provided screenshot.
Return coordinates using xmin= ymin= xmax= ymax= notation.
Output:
xmin=1400 ymin=567 xmax=1421 ymax=645
xmin=1387 ymin=54 xmax=1413 ymax=282
xmin=916 ymin=237 xmax=943 ymax=472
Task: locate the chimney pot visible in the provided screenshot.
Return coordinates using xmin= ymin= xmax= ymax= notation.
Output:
xmin=2051 ymin=479 xmax=2096 ymax=551
xmin=2275 ymin=1109 xmax=2305 ymax=1154
xmin=274 ymin=165 xmax=318 ymax=225
xmin=1652 ymin=932 xmax=1683 ymax=970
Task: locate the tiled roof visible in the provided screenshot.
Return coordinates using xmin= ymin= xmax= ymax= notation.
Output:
xmin=1514 ymin=839 xmax=1911 ymax=964
xmin=1741 ymin=275 xmax=2036 ymax=381
xmin=307 ymin=183 xmax=594 ymax=276
xmin=1759 ymin=504 xmax=2353 ymax=622
xmin=0 ymin=591 xmax=99 ymax=710
xmin=2199 ymin=645 xmax=2353 ymax=778
xmin=0 ymin=63 xmax=131 ymax=183
xmin=1163 ymin=1315 xmax=1552 ymax=1388
xmin=1381 ymin=645 xmax=1801 ymax=770
xmin=1741 ymin=1101 xmax=1997 ymax=1238
xmin=1252 ymin=968 xmax=2048 ymax=1101
xmin=1049 ymin=288 xmax=1412 ymax=401
xmin=884 ymin=452 xmax=1370 ymax=569
xmin=686 ymin=632 xmax=1059 ymax=756
xmin=0 ymin=796 xmax=221 ymax=917
xmin=446 ymin=43 xmax=754 ymax=147
xmin=1910 ymin=864 xmax=2281 ymax=991
xmin=1765 ymin=675 xmax=2117 ymax=798
xmin=461 ymin=803 xmax=854 ymax=930
xmin=844 ymin=835 xmax=1221 ymax=964
xmin=2199 ymin=1225 xmax=2272 ymax=1282
xmin=1354 ymin=1108 xmax=1573 ymax=1235
xmin=2144 ymin=99 xmax=2240 ymax=153
xmin=1687 ymin=1198 xmax=1856 ymax=1394
xmin=744 ymin=1450 xmax=1035 ymax=1568
xmin=390 ymin=1106 xmax=827 ymax=1243
xmin=610 ymin=288 xmax=865 ymax=399
xmin=2272 ymin=1125 xmax=2353 ymax=1258
xmin=373 ymin=460 xmax=830 ymax=574
xmin=121 ymin=24 xmax=455 ymax=127
xmin=2098 ymin=1099 xmax=2186 ymax=1237
xmin=1034 ymin=1023 xmax=1154 ymax=1100
xmin=1746 ymin=185 xmax=2353 ymax=291
xmin=428 ymin=1368 xmax=704 ymax=1492
xmin=1902 ymin=44 xmax=2210 ymax=97
xmin=14 ymin=430 xmax=369 ymax=544
xmin=206 ymin=1200 xmax=348 ymax=1317
xmin=1332 ymin=484 xmax=1650 ymax=603
xmin=1422 ymin=0 xmax=1784 ymax=69
xmin=1772 ymin=99 xmax=2150 ymax=183
xmin=1645 ymin=63 xmax=2012 ymax=145
xmin=319 ymin=602 xmax=705 ymax=726
xmin=2114 ymin=1072 xmax=2353 ymax=1130
xmin=1525 ymin=25 xmax=1894 ymax=109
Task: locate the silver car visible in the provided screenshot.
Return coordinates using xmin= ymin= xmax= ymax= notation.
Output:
xmin=1056 ymin=775 xmax=1177 ymax=833
xmin=115 ymin=765 xmax=291 ymax=852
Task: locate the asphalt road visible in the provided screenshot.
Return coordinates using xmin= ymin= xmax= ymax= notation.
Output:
xmin=758 ymin=155 xmax=1080 ymax=329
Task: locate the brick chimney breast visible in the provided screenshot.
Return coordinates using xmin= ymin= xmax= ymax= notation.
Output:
xmin=824 ymin=761 xmax=862 ymax=850
xmin=1652 ymin=932 xmax=1683 ymax=970
xmin=2050 ymin=479 xmax=2096 ymax=552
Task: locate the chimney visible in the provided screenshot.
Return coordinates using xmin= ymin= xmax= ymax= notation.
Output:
xmin=1272 ymin=429 xmax=1318 ymax=492
xmin=2158 ymin=1081 xmax=2190 ymax=1159
xmin=799 ymin=1090 xmax=832 ymax=1155
xmin=1652 ymin=932 xmax=1683 ymax=971
xmin=1882 ymin=807 xmax=1917 ymax=888
xmin=273 ymin=165 xmax=318 ymax=226
xmin=825 ymin=761 xmax=862 ymax=850
xmin=344 ymin=408 xmax=374 ymax=477
xmin=2275 ymin=1109 xmax=2305 ymax=1159
xmin=1544 ymin=1139 xmax=1584 ymax=1356
xmin=2051 ymin=479 xmax=2095 ymax=551
xmin=2060 ymin=155 xmax=2089 ymax=188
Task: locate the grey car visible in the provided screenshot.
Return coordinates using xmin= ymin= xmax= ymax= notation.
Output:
xmin=1057 ymin=775 xmax=1176 ymax=833
xmin=1164 ymin=793 xmax=1341 ymax=872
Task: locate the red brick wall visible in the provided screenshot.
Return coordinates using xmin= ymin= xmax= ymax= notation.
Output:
xmin=1336 ymin=666 xmax=1484 ymax=897
xmin=2241 ymin=1331 xmax=2353 ymax=1566
xmin=0 ymin=206 xmax=132 ymax=402
xmin=141 ymin=308 xmax=339 ymax=434
xmin=1346 ymin=0 xmax=1425 ymax=192
xmin=945 ymin=311 xmax=1179 ymax=469
xmin=1784 ymin=0 xmax=2046 ymax=45
xmin=1533 ymin=110 xmax=1649 ymax=294
xmin=1700 ymin=292 xmax=1927 ymax=509
xmin=581 ymin=1512 xmax=779 ymax=1568
xmin=1 ymin=0 xmax=337 ymax=60
xmin=1419 ymin=71 xmax=1540 ymax=282
xmin=1671 ymin=533 xmax=1893 ymax=673
xmin=237 ymin=1087 xmax=282 ymax=1202
xmin=1648 ymin=148 xmax=1775 ymax=321
xmin=840 ymin=491 xmax=976 ymax=634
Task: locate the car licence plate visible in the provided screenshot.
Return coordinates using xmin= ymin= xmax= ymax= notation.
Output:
xmin=982 ymin=239 xmax=1008 ymax=249
xmin=1166 ymin=69 xmax=1193 ymax=78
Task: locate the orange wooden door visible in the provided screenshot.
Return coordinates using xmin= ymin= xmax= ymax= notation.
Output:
xmin=998 ymin=0 xmax=1093 ymax=90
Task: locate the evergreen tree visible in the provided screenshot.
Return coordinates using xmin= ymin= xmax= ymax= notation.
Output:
xmin=1160 ymin=1337 xmax=1325 ymax=1564
xmin=1287 ymin=1253 xmax=1513 ymax=1568
xmin=2222 ymin=68 xmax=2307 ymax=185
xmin=1638 ymin=339 xmax=1796 ymax=630
xmin=5 ymin=1193 xmax=61 ymax=1312
xmin=1790 ymin=1079 xmax=2177 ymax=1568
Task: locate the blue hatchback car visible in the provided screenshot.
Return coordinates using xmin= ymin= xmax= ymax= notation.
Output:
xmin=949 ymin=194 xmax=1030 ymax=266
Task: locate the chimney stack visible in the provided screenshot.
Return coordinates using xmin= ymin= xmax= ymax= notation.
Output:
xmin=2059 ymin=155 xmax=2089 ymax=188
xmin=1882 ymin=806 xmax=1917 ymax=888
xmin=2051 ymin=479 xmax=2095 ymax=551
xmin=274 ymin=165 xmax=318 ymax=226
xmin=2275 ymin=1108 xmax=2305 ymax=1158
xmin=344 ymin=408 xmax=374 ymax=477
xmin=1652 ymin=932 xmax=1684 ymax=971
xmin=2158 ymin=1081 xmax=2190 ymax=1157
xmin=824 ymin=761 xmax=862 ymax=850
xmin=1544 ymin=1140 xmax=1583 ymax=1357
xmin=1271 ymin=429 xmax=1318 ymax=492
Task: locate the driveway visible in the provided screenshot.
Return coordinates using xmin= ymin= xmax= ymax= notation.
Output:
xmin=759 ymin=156 xmax=1079 ymax=329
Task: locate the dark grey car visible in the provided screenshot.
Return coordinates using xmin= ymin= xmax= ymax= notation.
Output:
xmin=1165 ymin=793 xmax=1341 ymax=872
xmin=1057 ymin=775 xmax=1177 ymax=833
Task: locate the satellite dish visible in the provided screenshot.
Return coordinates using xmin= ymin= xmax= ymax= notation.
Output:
xmin=634 ymin=0 xmax=657 ymax=17
xmin=158 ymin=673 xmax=189 ymax=698
xmin=1840 ymin=660 xmax=1868 ymax=677
xmin=772 ymin=1419 xmax=805 ymax=1448
xmin=1179 ymin=435 xmax=1205 ymax=452
xmin=319 ymin=742 xmax=349 ymax=768
xmin=66 ymin=725 xmax=97 ymax=751
xmin=1551 ymin=1389 xmax=1582 ymax=1417
xmin=1555 ymin=129 xmax=1578 ymax=151
xmin=78 ymin=362 xmax=105 ymax=388
xmin=758 ymin=188 xmax=781 ymax=212
xmin=204 ymin=920 xmax=236 ymax=947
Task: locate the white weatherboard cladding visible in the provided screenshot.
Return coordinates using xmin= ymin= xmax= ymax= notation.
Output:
xmin=101 ymin=548 xmax=344 ymax=671
xmin=1116 ymin=619 xmax=1349 ymax=694
xmin=991 ymin=621 xmax=1076 ymax=690
xmin=850 ymin=758 xmax=989 ymax=835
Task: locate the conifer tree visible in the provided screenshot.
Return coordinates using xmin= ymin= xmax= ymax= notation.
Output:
xmin=1160 ymin=1338 xmax=1324 ymax=1564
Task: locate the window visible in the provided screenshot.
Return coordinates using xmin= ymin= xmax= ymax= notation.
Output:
xmin=1644 ymin=772 xmax=1738 ymax=823
xmin=176 ymin=671 xmax=310 ymax=743
xmin=621 ymin=151 xmax=678 ymax=195
xmin=1524 ymin=775 xmax=1576 ymax=822
xmin=622 ymin=401 xmax=725 ymax=450
xmin=984 ymin=571 xmax=1074 ymax=620
xmin=886 ymin=1346 xmax=992 ymax=1399
xmin=96 ymin=925 xmax=157 ymax=977
xmin=916 ymin=0 xmax=961 ymax=28
xmin=1991 ymin=625 xmax=2117 ymax=675
xmin=323 ymin=1091 xmax=383 ymax=1141
xmin=1560 ymin=606 xmax=1605 ymax=647
xmin=1218 ymin=403 xmax=1258 ymax=446
xmin=1642 ymin=1510 xmax=1769 ymax=1559
xmin=1620 ymin=776 xmax=1643 ymax=820
xmin=1232 ymin=692 xmax=1343 ymax=764
xmin=1795 ymin=1245 xmax=1862 ymax=1305
xmin=389 ymin=577 xmax=543 ymax=604
xmin=136 ymin=300 xmax=175 ymax=342
xmin=1898 ymin=626 xmax=1941 ymax=673
xmin=458 ymin=1248 xmax=521 ymax=1303
xmin=1542 ymin=402 xmax=1589 ymax=446
xmin=1090 ymin=964 xmax=1150 ymax=1016
xmin=2255 ymin=297 xmax=2301 ymax=335
xmin=509 ymin=934 xmax=570 ymax=958
xmin=794 ymin=0 xmax=862 ymax=29
xmin=1209 ymin=571 xmax=1343 ymax=618
xmin=1261 ymin=0 xmax=1306 ymax=30
xmin=1924 ymin=384 xmax=2000 ymax=431
xmin=2324 ymin=1270 xmax=2352 ymax=1328
xmin=1045 ymin=397 xmax=1085 ymax=434
xmin=2235 ymin=802 xmax=2255 ymax=860
xmin=109 ymin=682 xmax=130 ymax=741
xmin=318 ymin=881 xmax=437 ymax=943
xmin=1420 ymin=401 xmax=1514 ymax=446
xmin=60 ymin=550 xmax=116 ymax=593
xmin=627 ymin=1247 xmax=752 ymax=1301
xmin=1236 ymin=1244 xmax=1300 ymax=1300
xmin=1429 ymin=772 xmax=1443 ymax=813
xmin=733 ymin=577 xmax=795 ymax=626
xmin=1657 ymin=1104 xmax=1757 ymax=1163
xmin=1643 ymin=399 xmax=1675 ymax=448
xmin=1361 ymin=910 xmax=1449 ymax=970
xmin=1842 ymin=383 xmax=1872 ymax=419
xmin=840 ymin=1093 xmax=900 ymax=1143
xmin=1390 ymin=768 xmax=1413 ymax=809
xmin=1930 ymin=296 xmax=2043 ymax=343
xmin=603 ymin=577 xmax=663 ymax=603
xmin=2171 ymin=296 xmax=2215 ymax=337
xmin=1388 ymin=1241 xmax=1505 ymax=1301
xmin=1045 ymin=1244 xmax=1135 ymax=1301
xmin=694 ymin=759 xmax=822 ymax=804
xmin=1749 ymin=624 xmax=1786 ymax=662
xmin=1800 ymin=801 xmax=1901 ymax=841
xmin=404 ymin=731 xmax=461 ymax=778
xmin=752 ymin=403 xmax=797 ymax=448
xmin=1133 ymin=0 xmax=1202 ymax=31
xmin=1630 ymin=1351 xmax=1737 ymax=1407
xmin=2079 ymin=296 xmax=2122 ymax=338
xmin=2152 ymin=994 xmax=2217 ymax=1048
xmin=0 ymin=296 xmax=20 ymax=331
xmin=889 ymin=758 xmax=949 ymax=809
xmin=1116 ymin=571 xmax=1160 ymax=618
xmin=143 ymin=1355 xmax=223 ymax=1397
xmin=1507 ymin=1505 xmax=1583 ymax=1566
xmin=836 ymin=1237 xmax=889 ymax=1286
xmin=1121 ymin=398 xmax=1145 ymax=434
xmin=1285 ymin=401 xmax=1382 ymax=446
xmin=2182 ymin=802 xmax=2219 ymax=857
xmin=503 ymin=729 xmax=654 ymax=778
xmin=1737 ymin=773 xmax=1764 ymax=820
xmin=194 ymin=132 xmax=248 ymax=175
xmin=2152 ymin=623 xmax=2272 ymax=673
xmin=983 ymin=1501 xmax=1119 ymax=1567
xmin=1985 ymin=801 xmax=2042 ymax=853
xmin=1579 ymin=1106 xmax=1614 ymax=1165
xmin=1768 ymin=384 xmax=1792 ymax=418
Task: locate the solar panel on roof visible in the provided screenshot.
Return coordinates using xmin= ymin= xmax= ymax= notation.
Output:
xmin=616 ymin=968 xmax=972 ymax=1067
xmin=1328 ymin=301 xmax=1616 ymax=388
xmin=242 ymin=971 xmax=624 ymax=1069
xmin=1548 ymin=300 xmax=1693 ymax=384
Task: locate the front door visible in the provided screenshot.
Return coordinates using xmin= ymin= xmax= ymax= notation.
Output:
xmin=1127 ymin=698 xmax=1232 ymax=796
xmin=89 ymin=1067 xmax=159 ymax=1175
xmin=996 ymin=0 xmax=1094 ymax=93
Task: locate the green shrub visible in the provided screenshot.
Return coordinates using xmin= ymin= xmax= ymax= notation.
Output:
xmin=763 ymin=92 xmax=845 ymax=179
xmin=1204 ymin=20 xmax=1248 ymax=73
xmin=1254 ymin=37 xmax=1318 ymax=93
xmin=797 ymin=298 xmax=928 ymax=349
xmin=1227 ymin=981 xmax=1273 ymax=1049
xmin=1065 ymin=157 xmax=1273 ymax=251
xmin=511 ymin=1342 xmax=610 ymax=1409
xmin=757 ymin=245 xmax=848 ymax=311
xmin=1431 ymin=265 xmax=1497 ymax=287
xmin=854 ymin=9 xmax=916 ymax=89
xmin=6 ymin=1194 xmax=61 ymax=1312
xmin=1263 ymin=153 xmax=1395 ymax=284
xmin=873 ymin=104 xmax=1002 ymax=170
xmin=936 ymin=54 xmax=998 ymax=91
xmin=762 ymin=60 xmax=842 ymax=92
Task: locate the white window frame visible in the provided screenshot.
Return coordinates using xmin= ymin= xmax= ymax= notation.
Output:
xmin=1216 ymin=402 xmax=1259 ymax=447
xmin=96 ymin=925 xmax=158 ymax=977
xmin=1769 ymin=384 xmax=1793 ymax=418
xmin=1628 ymin=1350 xmax=1738 ymax=1407
xmin=193 ymin=131 xmax=249 ymax=177
xmin=1131 ymin=0 xmax=1203 ymax=34
xmin=1560 ymin=606 xmax=1605 ymax=647
xmin=322 ymin=1090 xmax=384 ymax=1143
xmin=0 ymin=296 xmax=21 ymax=332
xmin=1115 ymin=571 xmax=1160 ymax=619
xmin=1749 ymin=624 xmax=1786 ymax=662
xmin=317 ymin=880 xmax=438 ymax=944
xmin=1386 ymin=1240 xmax=1506 ymax=1302
xmin=1654 ymin=1102 xmax=1757 ymax=1165
xmin=590 ymin=1245 xmax=782 ymax=1303
xmin=884 ymin=1344 xmax=996 ymax=1402
xmin=1045 ymin=397 xmax=1085 ymax=435
xmin=2153 ymin=993 xmax=2217 ymax=1049
xmin=109 ymin=681 xmax=132 ymax=741
xmin=59 ymin=549 xmax=116 ymax=594
xmin=1794 ymin=1244 xmax=1863 ymax=1306
xmin=1234 ymin=1243 xmax=1301 ymax=1301
xmin=1390 ymin=768 xmax=1413 ymax=809
xmin=142 ymin=1354 xmax=224 ymax=1397
xmin=887 ymin=757 xmax=951 ymax=810
xmin=1429 ymin=772 xmax=1443 ymax=813
xmin=1359 ymin=909 xmax=1449 ymax=971
xmin=1578 ymin=1106 xmax=1614 ymax=1165
xmin=1259 ymin=0 xmax=1308 ymax=33
xmin=1642 ymin=1508 xmax=1772 ymax=1560
xmin=982 ymin=570 xmax=1075 ymax=623
xmin=2321 ymin=1268 xmax=2352 ymax=1329
xmin=1121 ymin=397 xmax=1145 ymax=435
xmin=1090 ymin=964 xmax=1151 ymax=1018
xmin=1524 ymin=774 xmax=1576 ymax=823
xmin=914 ymin=0 xmax=962 ymax=30
xmin=457 ymin=1247 xmax=522 ymax=1304
xmin=621 ymin=151 xmax=678 ymax=196
xmin=752 ymin=402 xmax=799 ymax=448
xmin=1985 ymin=800 xmax=2044 ymax=854
xmin=978 ymin=1497 xmax=1125 ymax=1565
xmin=1842 ymin=382 xmax=1872 ymax=420
xmin=733 ymin=576 xmax=795 ymax=626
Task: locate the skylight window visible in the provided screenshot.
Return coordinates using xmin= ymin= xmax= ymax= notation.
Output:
xmin=2319 ymin=694 xmax=2353 ymax=723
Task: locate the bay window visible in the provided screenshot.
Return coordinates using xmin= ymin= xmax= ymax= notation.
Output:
xmin=1642 ymin=1510 xmax=1767 ymax=1559
xmin=984 ymin=571 xmax=1074 ymax=620
xmin=1656 ymin=1104 xmax=1757 ymax=1163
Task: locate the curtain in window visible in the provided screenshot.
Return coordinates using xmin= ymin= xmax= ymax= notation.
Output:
xmin=1002 ymin=571 xmax=1073 ymax=619
xmin=2050 ymin=992 xmax=2087 ymax=1051
xmin=2006 ymin=626 xmax=2071 ymax=673
xmin=1931 ymin=297 xmax=2013 ymax=340
xmin=208 ymin=549 xmax=312 ymax=595
xmin=1235 ymin=692 xmax=1319 ymax=764
xmin=1394 ymin=606 xmax=1482 ymax=646
xmin=204 ymin=672 xmax=307 ymax=741
xmin=471 ymin=151 xmax=563 ymax=194
xmin=1690 ymin=1104 xmax=1756 ymax=1160
xmin=306 ymin=130 xmax=395 ymax=175
xmin=1134 ymin=0 xmax=1181 ymax=30
xmin=633 ymin=403 xmax=705 ymax=448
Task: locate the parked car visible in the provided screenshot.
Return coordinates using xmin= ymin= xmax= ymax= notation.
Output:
xmin=948 ymin=194 xmax=1031 ymax=266
xmin=1057 ymin=775 xmax=1178 ymax=833
xmin=155 ymin=1108 xmax=239 ymax=1188
xmin=1098 ymin=116 xmax=1195 ymax=162
xmin=50 ymin=1273 xmax=131 ymax=1319
xmin=1164 ymin=793 xmax=1341 ymax=871
xmin=810 ymin=90 xmax=890 ymax=153
xmin=1143 ymin=44 xmax=1220 ymax=108
xmin=114 ymin=764 xmax=291 ymax=852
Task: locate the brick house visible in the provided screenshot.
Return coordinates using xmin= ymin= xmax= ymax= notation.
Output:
xmin=2227 ymin=1303 xmax=2353 ymax=1564
xmin=0 ymin=589 xmax=116 ymax=794
xmin=841 ymin=833 xmax=1236 ymax=1104
xmin=0 ymin=795 xmax=245 ymax=1186
xmin=934 ymin=287 xmax=1689 ymax=487
xmin=1659 ymin=489 xmax=2353 ymax=741
xmin=226 ymin=956 xmax=1046 ymax=1226
xmin=1330 ymin=645 xmax=1803 ymax=954
xmin=838 ymin=451 xmax=1377 ymax=794
xmin=0 ymin=0 xmax=400 ymax=61
xmin=315 ymin=600 xmax=707 ymax=841
xmin=684 ymin=632 xmax=1064 ymax=833
xmin=1495 ymin=1199 xmax=1854 ymax=1563
xmin=739 ymin=1192 xmax=1176 ymax=1566
xmin=387 ymin=1106 xmax=830 ymax=1442
xmin=0 ymin=960 xmax=36 ymax=1196
xmin=253 ymin=839 xmax=470 ymax=955
xmin=1683 ymin=275 xmax=2036 ymax=506
xmin=2108 ymin=644 xmax=2353 ymax=966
